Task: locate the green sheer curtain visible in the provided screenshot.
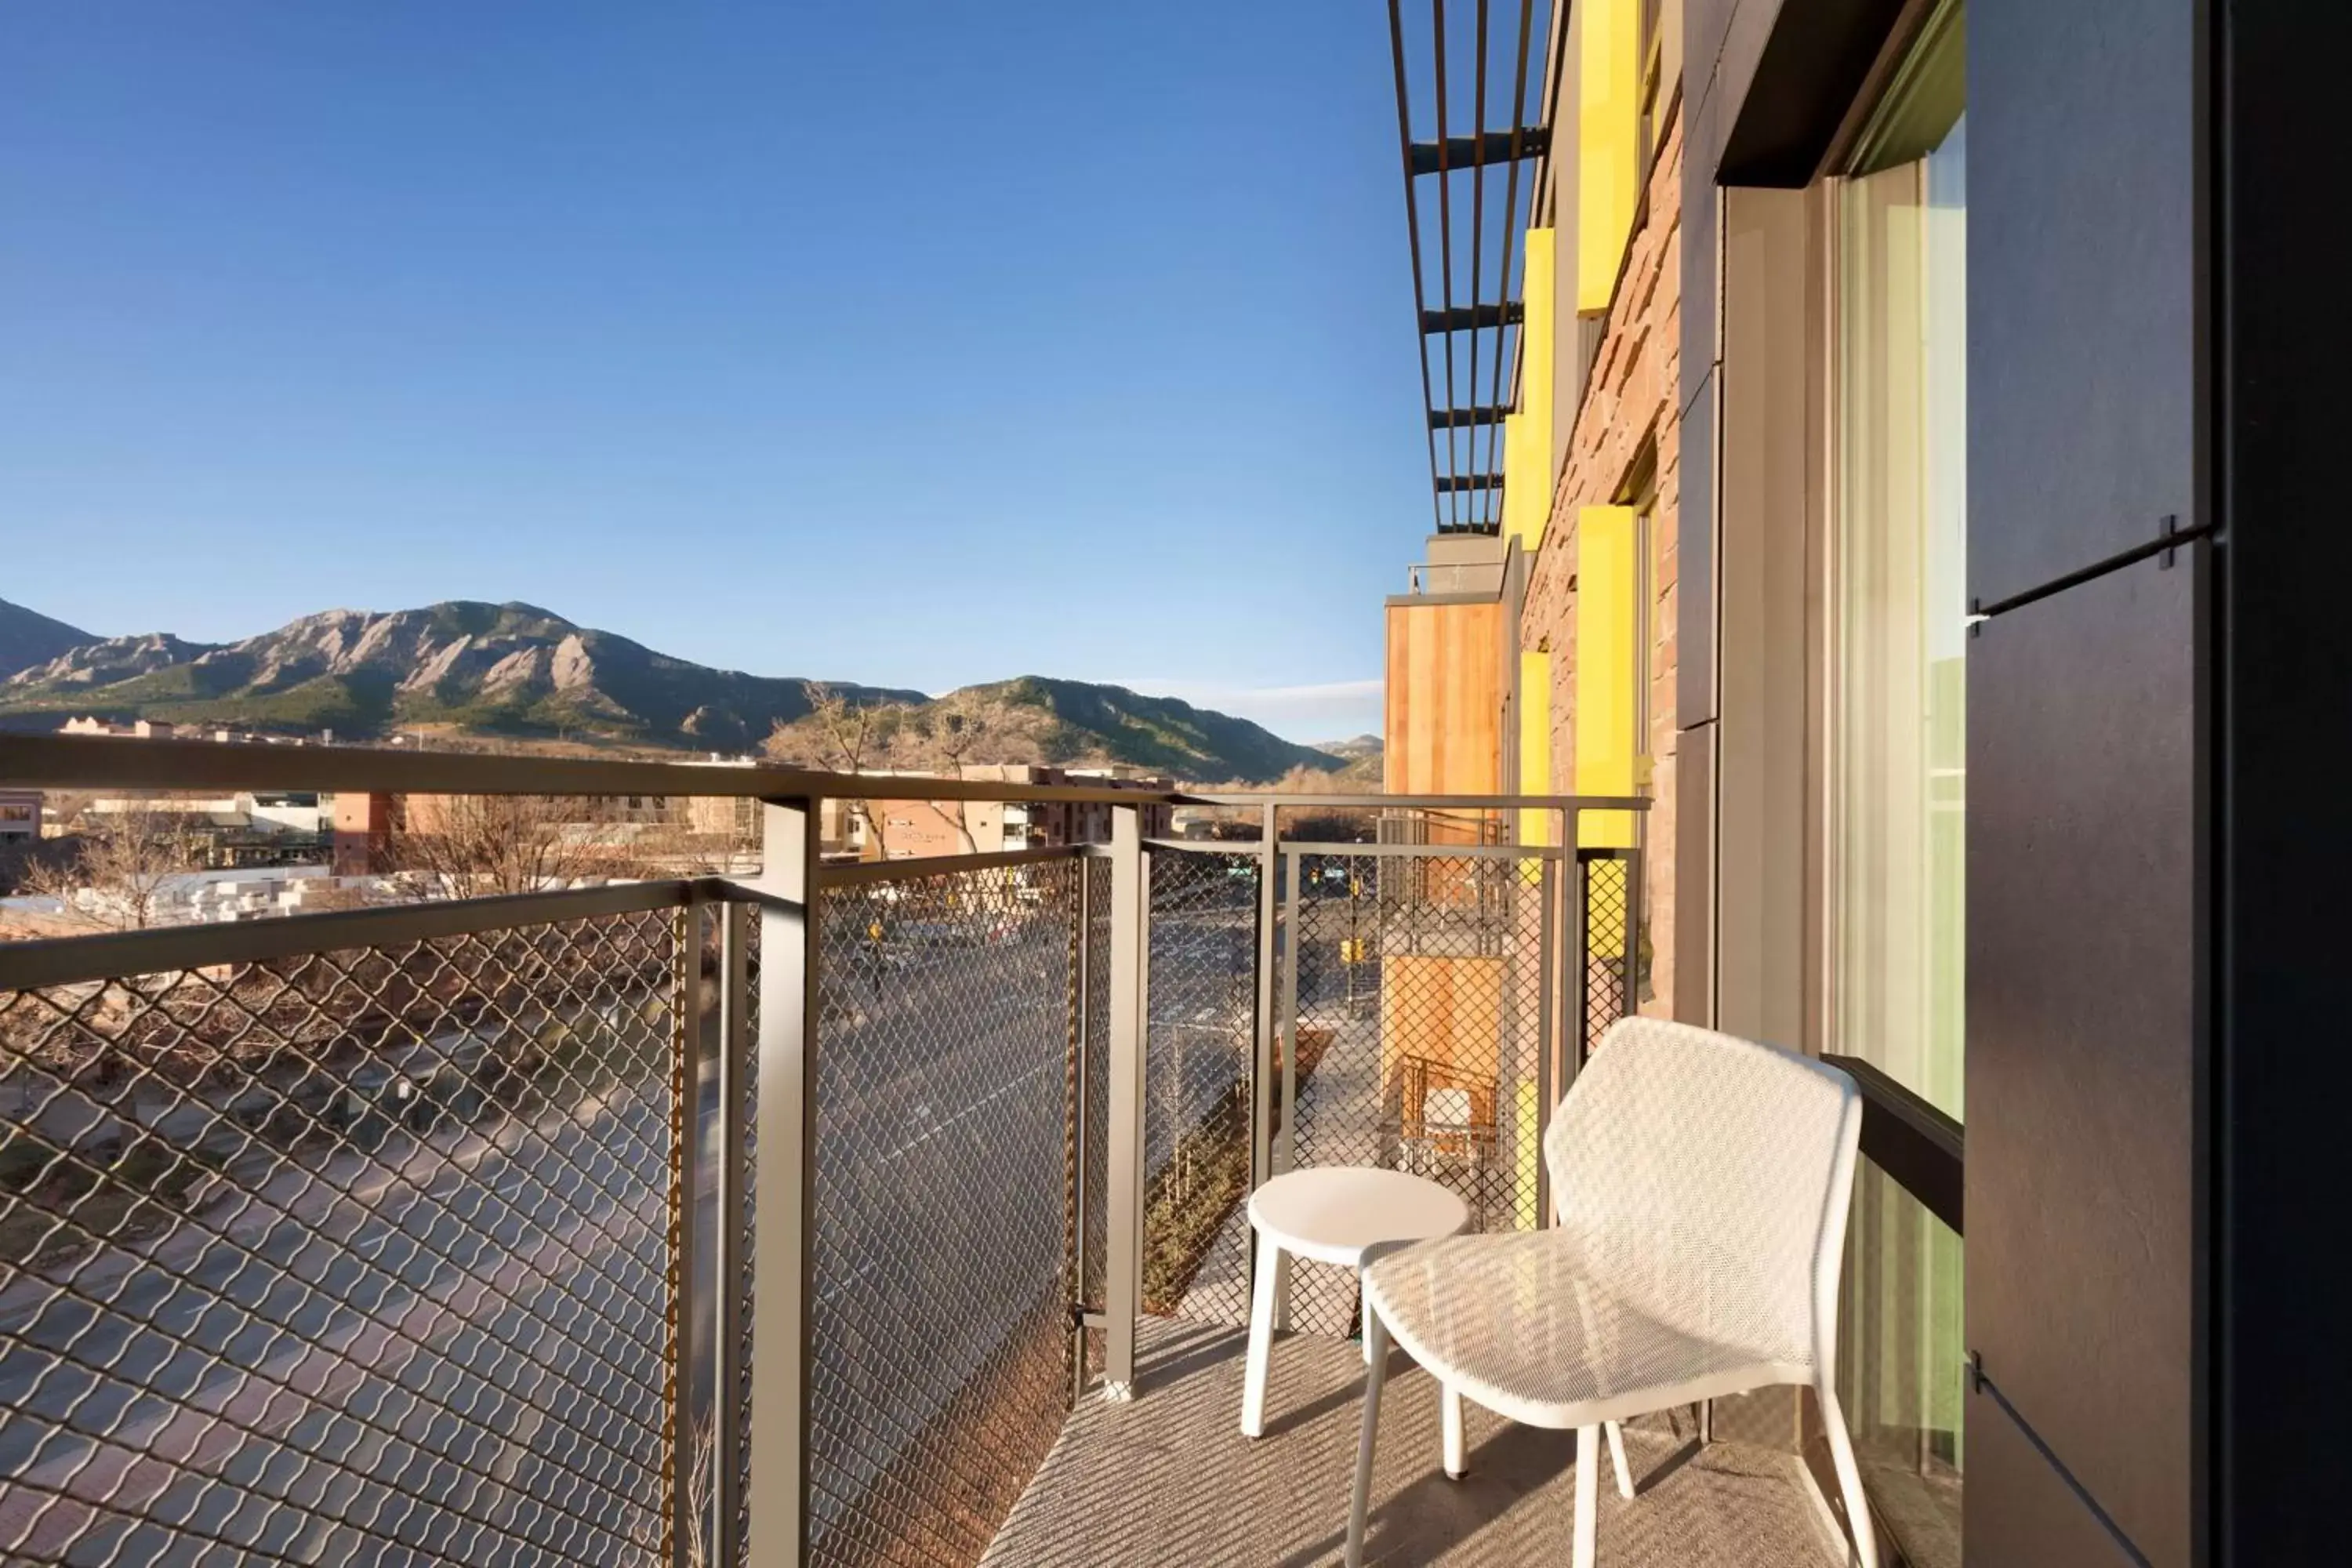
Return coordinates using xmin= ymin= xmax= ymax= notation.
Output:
xmin=1832 ymin=61 xmax=1968 ymax=1555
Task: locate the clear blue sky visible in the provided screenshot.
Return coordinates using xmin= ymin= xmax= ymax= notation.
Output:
xmin=0 ymin=4 xmax=1436 ymax=742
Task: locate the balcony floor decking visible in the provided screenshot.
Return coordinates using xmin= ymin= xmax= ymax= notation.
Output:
xmin=985 ymin=1319 xmax=1851 ymax=1566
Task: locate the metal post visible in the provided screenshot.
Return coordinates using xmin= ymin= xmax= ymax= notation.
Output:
xmin=1250 ymin=802 xmax=1279 ymax=1196
xmin=1272 ymin=848 xmax=1304 ymax=1333
xmin=1621 ymin=843 xmax=1643 ymax=1024
xmin=1534 ymin=857 xmax=1557 ymax=1231
xmin=672 ymin=898 xmax=710 ymax=1568
xmin=713 ymin=898 xmax=751 ymax=1568
xmin=1102 ymin=804 xmax=1145 ymax=1400
xmin=1070 ymin=856 xmax=1094 ymax=1405
xmin=1555 ymin=807 xmax=1575 ymax=1091
xmin=747 ymin=800 xmax=819 ymax=1566
xmin=1573 ymin=851 xmax=1595 ymax=1068
xmin=1274 ymin=849 xmax=1304 ymax=1182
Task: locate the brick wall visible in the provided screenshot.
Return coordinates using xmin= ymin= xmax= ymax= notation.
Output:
xmin=1523 ymin=100 xmax=1684 ymax=1018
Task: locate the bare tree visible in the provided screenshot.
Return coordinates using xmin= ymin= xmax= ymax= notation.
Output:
xmin=909 ymin=695 xmax=993 ymax=854
xmin=24 ymin=797 xmax=207 ymax=931
xmin=768 ymin=682 xmax=909 ymax=859
xmin=386 ymin=793 xmax=656 ymax=900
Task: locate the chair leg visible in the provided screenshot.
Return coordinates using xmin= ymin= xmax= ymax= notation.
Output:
xmin=1441 ymin=1382 xmax=1465 ymax=1479
xmin=1814 ymin=1385 xmax=1880 ymax=1568
xmin=1573 ymin=1424 xmax=1600 ymax=1568
xmin=1605 ymin=1420 xmax=1635 ymax=1499
xmin=1344 ymin=1309 xmax=1392 ymax=1568
xmin=1240 ymin=1232 xmax=1281 ymax=1437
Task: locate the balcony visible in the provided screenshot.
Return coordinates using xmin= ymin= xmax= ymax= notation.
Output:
xmin=0 ymin=737 xmax=1932 ymax=1566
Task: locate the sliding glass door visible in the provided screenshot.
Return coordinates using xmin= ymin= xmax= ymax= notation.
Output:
xmin=1830 ymin=3 xmax=1967 ymax=1558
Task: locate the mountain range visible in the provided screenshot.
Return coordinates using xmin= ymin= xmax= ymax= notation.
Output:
xmin=0 ymin=599 xmax=1353 ymax=783
xmin=0 ymin=599 xmax=97 ymax=677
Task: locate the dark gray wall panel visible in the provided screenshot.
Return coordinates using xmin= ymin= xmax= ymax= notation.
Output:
xmin=1715 ymin=0 xmax=1785 ymax=168
xmin=1966 ymin=550 xmax=2198 ymax=1567
xmin=1681 ymin=82 xmax=1721 ymax=401
xmin=1678 ymin=59 xmax=1722 ymax=739
xmin=1673 ymin=718 xmax=1716 ymax=1025
xmin=2213 ymin=6 xmax=2352 ymax=1558
xmin=1968 ymin=0 xmax=2197 ymax=605
xmin=1677 ymin=365 xmax=1717 ymax=728
xmin=1684 ymin=0 xmax=1736 ymax=122
xmin=1964 ymin=1389 xmax=2139 ymax=1568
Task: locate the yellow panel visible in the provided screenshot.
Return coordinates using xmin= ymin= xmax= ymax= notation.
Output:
xmin=1517 ymin=648 xmax=1552 ymax=845
xmin=1504 ymin=228 xmax=1558 ymax=548
xmin=1576 ymin=0 xmax=1639 ymax=314
xmin=1575 ymin=505 xmax=1638 ymax=847
xmin=1502 ymin=412 xmax=1532 ymax=546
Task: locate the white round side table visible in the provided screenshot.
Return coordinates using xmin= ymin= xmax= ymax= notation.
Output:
xmin=1240 ymin=1166 xmax=1469 ymax=1440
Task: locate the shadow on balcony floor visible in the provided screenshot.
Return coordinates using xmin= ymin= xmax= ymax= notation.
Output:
xmin=984 ymin=1319 xmax=1849 ymax=1566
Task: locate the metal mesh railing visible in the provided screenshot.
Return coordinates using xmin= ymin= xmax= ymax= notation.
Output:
xmin=805 ymin=858 xmax=1079 ymax=1567
xmin=1140 ymin=849 xmax=1258 ymax=1328
xmin=1579 ymin=851 xmax=1637 ymax=1062
xmin=0 ymin=909 xmax=687 ymax=1567
xmin=0 ymin=779 xmax=1639 ymax=1568
xmin=1283 ymin=851 xmax=1553 ymax=1338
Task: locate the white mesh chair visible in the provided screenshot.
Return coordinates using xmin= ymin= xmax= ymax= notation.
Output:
xmin=1343 ymin=1018 xmax=1876 ymax=1568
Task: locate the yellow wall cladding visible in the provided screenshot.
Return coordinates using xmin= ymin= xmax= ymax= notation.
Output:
xmin=1574 ymin=503 xmax=1638 ymax=848
xmin=1576 ymin=0 xmax=1639 ymax=314
xmin=1518 ymin=648 xmax=1552 ymax=844
xmin=1504 ymin=228 xmax=1557 ymax=549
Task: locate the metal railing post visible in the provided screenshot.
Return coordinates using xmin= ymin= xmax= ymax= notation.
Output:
xmin=672 ymin=897 xmax=710 ymax=1568
xmin=1250 ymin=801 xmax=1279 ymax=1196
xmin=1069 ymin=854 xmax=1094 ymax=1405
xmin=1101 ymin=804 xmax=1145 ymax=1400
xmin=1573 ymin=850 xmax=1595 ymax=1068
xmin=1555 ymin=806 xmax=1576 ymax=1091
xmin=713 ymin=898 xmax=751 ymax=1568
xmin=1271 ymin=847 xmax=1303 ymax=1333
xmin=747 ymin=799 xmax=819 ymax=1566
xmin=1623 ymin=838 xmax=1645 ymax=1022
xmin=1534 ymin=857 xmax=1557 ymax=1230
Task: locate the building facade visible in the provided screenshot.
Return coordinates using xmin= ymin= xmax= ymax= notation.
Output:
xmin=1381 ymin=0 xmax=2336 ymax=1562
xmin=830 ymin=764 xmax=1178 ymax=862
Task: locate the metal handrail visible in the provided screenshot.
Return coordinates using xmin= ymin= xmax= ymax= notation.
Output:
xmin=0 ymin=783 xmax=1648 ymax=1564
xmin=1820 ymin=1052 xmax=1965 ymax=1233
xmin=815 ymin=843 xmax=1085 ymax=887
xmin=0 ymin=877 xmax=707 ymax=990
xmin=0 ymin=734 xmax=1651 ymax=814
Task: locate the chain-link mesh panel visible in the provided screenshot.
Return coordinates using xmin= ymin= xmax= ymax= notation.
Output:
xmin=807 ymin=859 xmax=1078 ymax=1568
xmin=1140 ymin=850 xmax=1257 ymax=1328
xmin=1076 ymin=858 xmax=1110 ymax=1372
xmin=1283 ymin=851 xmax=1552 ymax=1338
xmin=724 ymin=908 xmax=760 ymax=1568
xmin=0 ymin=909 xmax=687 ymax=1567
xmin=1580 ymin=852 xmax=1634 ymax=1062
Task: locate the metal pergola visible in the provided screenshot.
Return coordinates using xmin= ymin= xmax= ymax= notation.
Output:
xmin=1385 ymin=0 xmax=1568 ymax=535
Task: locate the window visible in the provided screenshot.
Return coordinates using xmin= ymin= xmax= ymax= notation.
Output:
xmin=1828 ymin=0 xmax=1966 ymax=1542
